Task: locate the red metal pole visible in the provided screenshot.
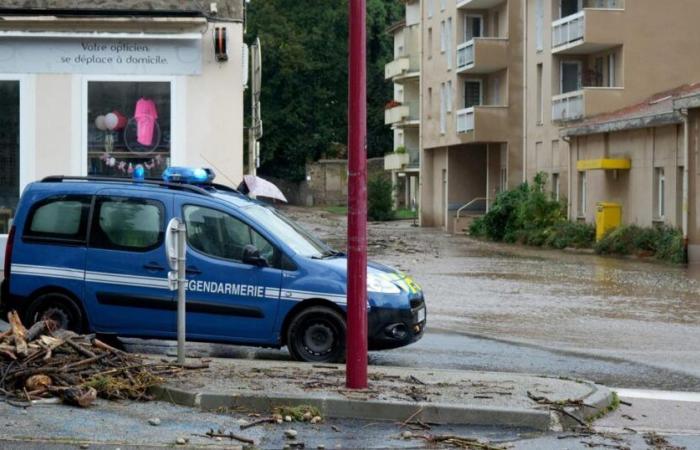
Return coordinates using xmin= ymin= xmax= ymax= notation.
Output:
xmin=346 ymin=0 xmax=368 ymax=389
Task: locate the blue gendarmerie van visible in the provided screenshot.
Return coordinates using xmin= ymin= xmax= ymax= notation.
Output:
xmin=0 ymin=168 xmax=426 ymax=362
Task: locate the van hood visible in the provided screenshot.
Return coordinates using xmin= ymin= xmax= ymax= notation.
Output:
xmin=309 ymin=255 xmax=422 ymax=294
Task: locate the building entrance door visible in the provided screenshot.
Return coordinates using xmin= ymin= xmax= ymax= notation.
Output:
xmin=0 ymin=81 xmax=20 ymax=234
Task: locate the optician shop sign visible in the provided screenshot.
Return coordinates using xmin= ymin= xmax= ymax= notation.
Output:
xmin=0 ymin=36 xmax=202 ymax=75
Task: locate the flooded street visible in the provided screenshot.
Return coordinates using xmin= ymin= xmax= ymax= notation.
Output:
xmin=285 ymin=207 xmax=700 ymax=386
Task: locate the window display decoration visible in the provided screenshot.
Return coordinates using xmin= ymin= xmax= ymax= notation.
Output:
xmin=99 ymin=152 xmax=164 ymax=176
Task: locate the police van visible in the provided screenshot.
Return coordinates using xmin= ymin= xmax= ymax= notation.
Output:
xmin=0 ymin=168 xmax=426 ymax=362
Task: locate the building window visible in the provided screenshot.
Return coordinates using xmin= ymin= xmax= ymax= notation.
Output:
xmin=439 ymin=82 xmax=446 ymax=134
xmin=499 ymin=146 xmax=508 ymax=192
xmin=440 ymin=0 xmax=446 ymax=12
xmin=427 ymin=0 xmax=433 ymax=18
xmin=427 ymin=87 xmax=433 ymax=118
xmin=464 ymin=80 xmax=482 ymax=108
xmin=447 ymin=81 xmax=453 ymax=112
xmin=87 ymin=81 xmax=171 ymax=179
xmin=607 ymin=52 xmax=616 ymax=87
xmin=655 ymin=167 xmax=666 ymax=220
xmin=535 ymin=0 xmax=544 ymax=51
xmin=464 ymin=15 xmax=483 ymax=41
xmin=493 ymin=11 xmax=500 ymax=37
xmin=552 ymin=173 xmax=560 ymax=200
xmin=428 ymin=28 xmax=433 ymax=59
xmin=536 ymin=64 xmax=544 ymax=124
xmin=440 ymin=20 xmax=446 ymax=53
xmin=0 ymin=80 xmax=19 ymax=234
xmin=577 ymin=171 xmax=587 ymax=216
xmin=492 ymin=75 xmax=501 ymax=105
xmin=446 ymin=17 xmax=453 ymax=70
xmin=560 ymin=61 xmax=582 ymax=94
xmin=90 ymin=196 xmax=164 ymax=252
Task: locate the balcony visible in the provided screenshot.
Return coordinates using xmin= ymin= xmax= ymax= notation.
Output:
xmin=456 ymin=105 xmax=509 ymax=142
xmin=552 ymin=87 xmax=624 ymax=122
xmin=457 ymin=0 xmax=505 ymax=9
xmin=385 ymin=101 xmax=419 ymax=126
xmin=551 ymin=2 xmax=625 ymax=54
xmin=384 ymin=152 xmax=410 ymax=170
xmin=385 ymin=55 xmax=420 ymax=82
xmin=456 ymin=38 xmax=508 ymax=74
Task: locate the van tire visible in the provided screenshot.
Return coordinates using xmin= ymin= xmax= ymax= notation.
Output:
xmin=286 ymin=306 xmax=346 ymax=363
xmin=25 ymin=293 xmax=84 ymax=334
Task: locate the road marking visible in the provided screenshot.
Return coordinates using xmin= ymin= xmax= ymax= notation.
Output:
xmin=614 ymin=388 xmax=700 ymax=403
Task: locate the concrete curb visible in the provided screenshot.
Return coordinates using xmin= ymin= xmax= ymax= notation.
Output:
xmin=152 ymin=381 xmax=615 ymax=431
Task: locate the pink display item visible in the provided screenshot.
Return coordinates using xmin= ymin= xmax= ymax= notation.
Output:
xmin=134 ymin=98 xmax=159 ymax=146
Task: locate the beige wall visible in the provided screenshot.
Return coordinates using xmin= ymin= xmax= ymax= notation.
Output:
xmin=526 ymin=0 xmax=700 ymax=215
xmin=420 ymin=147 xmax=448 ymax=227
xmin=420 ymin=0 xmax=523 ymax=229
xmin=570 ymin=125 xmax=684 ymax=227
xmin=14 ymin=21 xmax=244 ymax=189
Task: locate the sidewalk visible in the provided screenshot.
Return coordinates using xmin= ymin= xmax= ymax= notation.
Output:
xmin=152 ymin=357 xmax=614 ymax=431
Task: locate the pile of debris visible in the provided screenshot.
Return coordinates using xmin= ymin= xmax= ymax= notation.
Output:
xmin=0 ymin=311 xmax=203 ymax=407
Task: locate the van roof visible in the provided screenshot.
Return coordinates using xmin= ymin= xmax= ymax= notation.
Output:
xmin=37 ymin=175 xmax=257 ymax=207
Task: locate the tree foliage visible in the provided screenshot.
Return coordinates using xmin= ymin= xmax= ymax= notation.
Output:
xmin=246 ymin=0 xmax=402 ymax=181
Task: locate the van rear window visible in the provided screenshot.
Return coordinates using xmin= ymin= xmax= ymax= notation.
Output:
xmin=23 ymin=195 xmax=92 ymax=244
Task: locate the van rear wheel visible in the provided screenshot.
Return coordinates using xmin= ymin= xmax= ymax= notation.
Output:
xmin=26 ymin=293 xmax=84 ymax=334
xmin=286 ymin=306 xmax=346 ymax=363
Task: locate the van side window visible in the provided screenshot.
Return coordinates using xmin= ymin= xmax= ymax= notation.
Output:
xmin=90 ymin=197 xmax=164 ymax=252
xmin=23 ymin=195 xmax=92 ymax=244
xmin=183 ymin=205 xmax=278 ymax=266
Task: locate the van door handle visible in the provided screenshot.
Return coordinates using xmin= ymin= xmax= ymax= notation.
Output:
xmin=186 ymin=266 xmax=202 ymax=275
xmin=143 ymin=262 xmax=165 ymax=271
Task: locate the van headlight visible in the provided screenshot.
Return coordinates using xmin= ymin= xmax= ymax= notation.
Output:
xmin=367 ymin=274 xmax=402 ymax=294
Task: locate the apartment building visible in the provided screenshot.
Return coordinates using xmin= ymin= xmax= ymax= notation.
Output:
xmin=419 ymin=0 xmax=524 ymax=231
xmin=524 ymin=0 xmax=700 ymax=228
xmin=384 ymin=0 xmax=421 ymax=210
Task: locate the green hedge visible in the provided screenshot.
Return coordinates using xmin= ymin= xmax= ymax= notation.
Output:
xmin=367 ymin=175 xmax=394 ymax=221
xmin=594 ymin=224 xmax=685 ymax=263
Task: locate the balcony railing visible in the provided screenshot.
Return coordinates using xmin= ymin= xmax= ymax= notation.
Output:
xmin=385 ymin=54 xmax=420 ymax=80
xmin=456 ymin=40 xmax=475 ymax=70
xmin=552 ymin=11 xmax=585 ymax=48
xmin=385 ymin=101 xmax=419 ymax=125
xmin=456 ymin=107 xmax=475 ymax=133
xmin=552 ymin=91 xmax=584 ymax=122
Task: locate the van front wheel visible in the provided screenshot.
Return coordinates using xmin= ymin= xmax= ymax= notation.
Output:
xmin=26 ymin=293 xmax=84 ymax=334
xmin=286 ymin=306 xmax=346 ymax=363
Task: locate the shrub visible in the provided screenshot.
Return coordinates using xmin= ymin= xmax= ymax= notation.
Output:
xmin=594 ymin=224 xmax=685 ymax=263
xmin=545 ymin=222 xmax=595 ymax=249
xmin=394 ymin=145 xmax=407 ymax=154
xmin=367 ymin=175 xmax=394 ymax=221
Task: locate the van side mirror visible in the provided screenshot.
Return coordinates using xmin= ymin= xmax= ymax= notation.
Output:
xmin=242 ymin=244 xmax=268 ymax=267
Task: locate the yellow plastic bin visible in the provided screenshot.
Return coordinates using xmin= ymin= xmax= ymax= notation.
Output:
xmin=595 ymin=202 xmax=621 ymax=241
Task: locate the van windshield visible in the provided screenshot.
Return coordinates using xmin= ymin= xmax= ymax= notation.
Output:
xmin=243 ymin=205 xmax=336 ymax=258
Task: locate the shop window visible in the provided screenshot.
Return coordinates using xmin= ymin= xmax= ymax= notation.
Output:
xmin=24 ymin=195 xmax=92 ymax=244
xmin=87 ymin=81 xmax=171 ymax=179
xmin=90 ymin=197 xmax=164 ymax=251
xmin=0 ymin=80 xmax=20 ymax=233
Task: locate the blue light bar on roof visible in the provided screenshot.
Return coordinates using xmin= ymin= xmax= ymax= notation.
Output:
xmin=162 ymin=167 xmax=216 ymax=184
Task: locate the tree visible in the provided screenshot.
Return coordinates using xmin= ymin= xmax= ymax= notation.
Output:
xmin=246 ymin=0 xmax=402 ymax=181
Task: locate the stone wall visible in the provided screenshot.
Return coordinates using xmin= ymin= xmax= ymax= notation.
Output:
xmin=0 ymin=0 xmax=244 ymax=20
xmin=304 ymin=157 xmax=387 ymax=207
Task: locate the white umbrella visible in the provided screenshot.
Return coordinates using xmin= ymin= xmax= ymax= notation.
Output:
xmin=243 ymin=175 xmax=288 ymax=203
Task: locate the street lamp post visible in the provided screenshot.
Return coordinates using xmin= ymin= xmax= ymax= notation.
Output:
xmin=346 ymin=0 xmax=368 ymax=389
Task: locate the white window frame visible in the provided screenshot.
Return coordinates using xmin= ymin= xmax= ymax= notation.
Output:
xmin=0 ymin=74 xmax=36 ymax=195
xmin=440 ymin=0 xmax=446 ymax=12
xmin=560 ymin=60 xmax=582 ymax=94
xmin=439 ymin=82 xmax=446 ymax=134
xmin=463 ymin=14 xmax=484 ymax=42
xmin=446 ymin=80 xmax=453 ymax=113
xmin=427 ymin=0 xmax=434 ymax=18
xmin=535 ymin=0 xmax=544 ymax=51
xmin=656 ymin=167 xmax=666 ymax=219
xmin=440 ymin=20 xmax=446 ymax=53
xmin=607 ymin=52 xmax=616 ymax=87
xmin=446 ymin=17 xmax=453 ymax=70
xmin=80 ymin=75 xmax=182 ymax=176
xmin=578 ymin=171 xmax=587 ymax=216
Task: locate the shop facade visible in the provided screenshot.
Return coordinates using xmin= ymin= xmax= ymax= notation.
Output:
xmin=0 ymin=1 xmax=245 ymax=234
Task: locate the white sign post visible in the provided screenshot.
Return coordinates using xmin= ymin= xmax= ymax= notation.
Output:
xmin=166 ymin=218 xmax=187 ymax=365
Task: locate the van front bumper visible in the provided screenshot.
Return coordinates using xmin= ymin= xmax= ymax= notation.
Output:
xmin=368 ymin=296 xmax=426 ymax=351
